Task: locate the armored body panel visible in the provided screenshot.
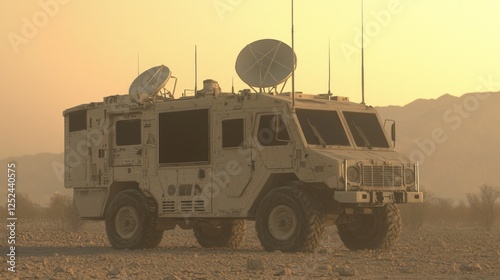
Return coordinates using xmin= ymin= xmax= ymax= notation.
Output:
xmin=64 ymin=91 xmax=422 ymax=218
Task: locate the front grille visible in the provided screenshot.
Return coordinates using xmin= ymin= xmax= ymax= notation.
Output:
xmin=363 ymin=165 xmax=402 ymax=187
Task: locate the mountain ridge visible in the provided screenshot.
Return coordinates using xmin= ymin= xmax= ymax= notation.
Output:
xmin=377 ymin=91 xmax=500 ymax=200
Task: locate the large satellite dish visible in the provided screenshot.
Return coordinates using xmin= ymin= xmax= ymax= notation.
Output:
xmin=129 ymin=65 xmax=171 ymax=103
xmin=235 ymin=39 xmax=296 ymax=89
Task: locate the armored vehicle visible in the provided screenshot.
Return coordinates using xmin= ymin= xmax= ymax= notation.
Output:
xmin=63 ymin=40 xmax=422 ymax=252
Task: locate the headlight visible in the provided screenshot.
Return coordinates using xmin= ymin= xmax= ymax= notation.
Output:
xmin=347 ymin=166 xmax=360 ymax=182
xmin=404 ymin=169 xmax=415 ymax=184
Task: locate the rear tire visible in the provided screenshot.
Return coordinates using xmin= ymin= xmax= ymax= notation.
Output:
xmin=337 ymin=203 xmax=401 ymax=251
xmin=105 ymin=189 xmax=163 ymax=250
xmin=193 ymin=220 xmax=246 ymax=248
xmin=255 ymin=187 xmax=325 ymax=252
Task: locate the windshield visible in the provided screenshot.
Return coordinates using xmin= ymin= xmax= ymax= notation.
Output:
xmin=296 ymin=109 xmax=350 ymax=146
xmin=343 ymin=112 xmax=390 ymax=148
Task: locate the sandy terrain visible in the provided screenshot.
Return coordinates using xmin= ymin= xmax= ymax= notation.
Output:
xmin=1 ymin=221 xmax=499 ymax=279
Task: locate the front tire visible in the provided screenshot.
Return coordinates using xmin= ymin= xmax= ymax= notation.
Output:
xmin=193 ymin=220 xmax=246 ymax=248
xmin=337 ymin=203 xmax=402 ymax=251
xmin=105 ymin=190 xmax=163 ymax=250
xmin=256 ymin=187 xmax=325 ymax=252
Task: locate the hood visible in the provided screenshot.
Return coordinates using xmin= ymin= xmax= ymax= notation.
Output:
xmin=310 ymin=148 xmax=410 ymax=163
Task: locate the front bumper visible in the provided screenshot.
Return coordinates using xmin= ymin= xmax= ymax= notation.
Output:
xmin=334 ymin=190 xmax=423 ymax=204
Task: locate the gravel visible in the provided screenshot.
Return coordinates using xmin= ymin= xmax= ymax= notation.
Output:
xmin=1 ymin=220 xmax=499 ymax=279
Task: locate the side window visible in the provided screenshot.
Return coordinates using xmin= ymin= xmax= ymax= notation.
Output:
xmin=158 ymin=109 xmax=210 ymax=164
xmin=222 ymin=119 xmax=244 ymax=148
xmin=68 ymin=110 xmax=87 ymax=132
xmin=116 ymin=119 xmax=141 ymax=146
xmin=257 ymin=114 xmax=290 ymax=146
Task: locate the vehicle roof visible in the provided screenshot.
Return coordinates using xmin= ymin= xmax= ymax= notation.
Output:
xmin=63 ymin=92 xmax=374 ymax=116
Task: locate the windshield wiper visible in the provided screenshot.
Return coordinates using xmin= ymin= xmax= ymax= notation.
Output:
xmin=307 ymin=119 xmax=327 ymax=148
xmin=353 ymin=122 xmax=372 ymax=149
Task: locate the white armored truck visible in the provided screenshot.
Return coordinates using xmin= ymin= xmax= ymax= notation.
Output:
xmin=63 ymin=39 xmax=423 ymax=252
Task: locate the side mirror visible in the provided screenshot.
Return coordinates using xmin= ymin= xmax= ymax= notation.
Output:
xmin=391 ymin=122 xmax=396 ymax=143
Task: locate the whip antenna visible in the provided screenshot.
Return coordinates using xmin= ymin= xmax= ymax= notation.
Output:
xmin=291 ymin=0 xmax=295 ymax=110
xmin=194 ymin=45 xmax=198 ymax=95
xmin=328 ymin=38 xmax=331 ymax=95
xmin=361 ymin=0 xmax=366 ymax=104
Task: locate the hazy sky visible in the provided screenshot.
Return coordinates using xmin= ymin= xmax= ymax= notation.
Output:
xmin=1 ymin=0 xmax=499 ymax=158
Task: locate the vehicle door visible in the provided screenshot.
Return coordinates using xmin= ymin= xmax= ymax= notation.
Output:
xmin=214 ymin=113 xmax=253 ymax=197
xmin=254 ymin=113 xmax=294 ymax=169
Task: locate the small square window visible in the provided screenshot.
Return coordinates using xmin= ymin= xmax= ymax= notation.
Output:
xmin=116 ymin=119 xmax=141 ymax=146
xmin=68 ymin=110 xmax=87 ymax=132
xmin=222 ymin=119 xmax=244 ymax=148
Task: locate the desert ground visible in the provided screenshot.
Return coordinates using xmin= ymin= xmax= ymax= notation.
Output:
xmin=1 ymin=220 xmax=499 ymax=280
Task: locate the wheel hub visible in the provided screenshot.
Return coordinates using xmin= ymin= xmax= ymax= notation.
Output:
xmin=268 ymin=205 xmax=297 ymax=241
xmin=115 ymin=206 xmax=140 ymax=239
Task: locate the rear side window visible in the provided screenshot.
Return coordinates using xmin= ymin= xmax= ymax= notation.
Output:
xmin=116 ymin=119 xmax=141 ymax=146
xmin=222 ymin=119 xmax=244 ymax=148
xmin=68 ymin=110 xmax=87 ymax=132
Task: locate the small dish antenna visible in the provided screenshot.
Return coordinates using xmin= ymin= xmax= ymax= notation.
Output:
xmin=235 ymin=39 xmax=296 ymax=93
xmin=129 ymin=65 xmax=171 ymax=103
